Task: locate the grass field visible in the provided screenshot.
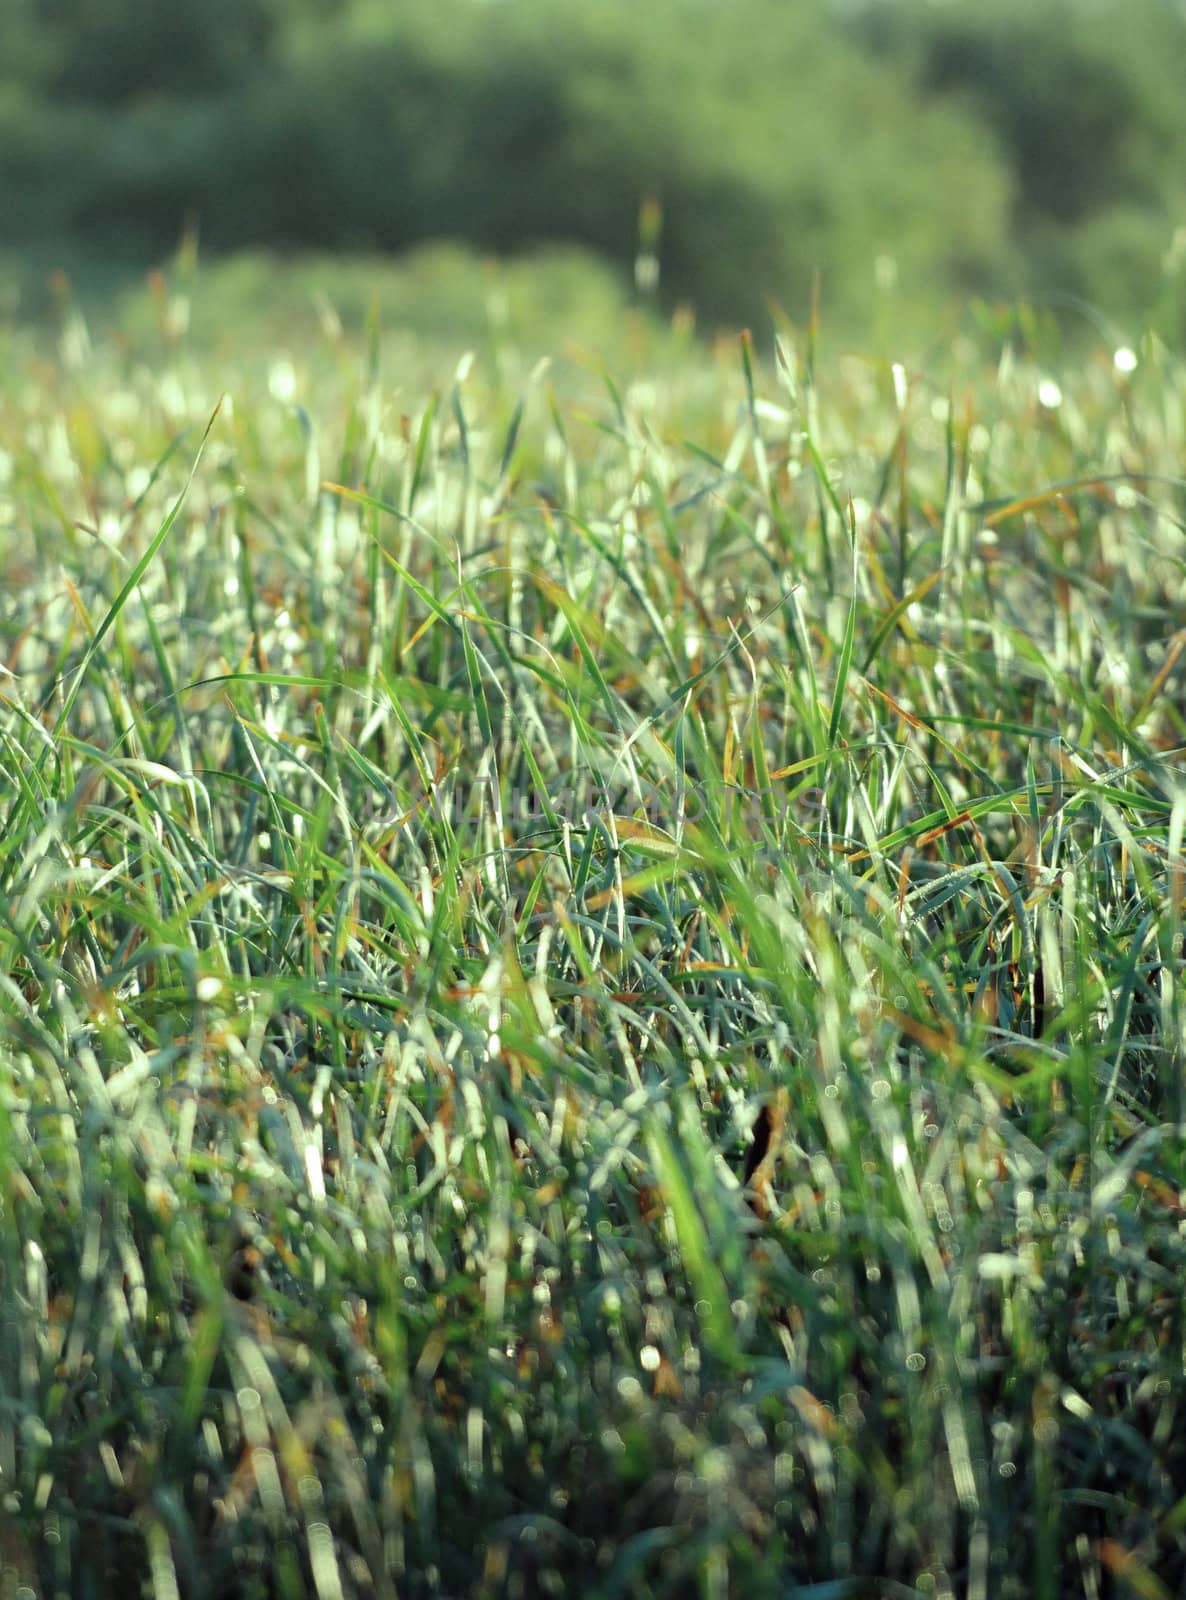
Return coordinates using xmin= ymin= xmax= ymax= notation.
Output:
xmin=2 ymin=263 xmax=1186 ymax=1599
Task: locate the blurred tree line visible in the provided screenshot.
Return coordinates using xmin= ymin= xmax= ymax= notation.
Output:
xmin=2 ymin=0 xmax=1184 ymax=338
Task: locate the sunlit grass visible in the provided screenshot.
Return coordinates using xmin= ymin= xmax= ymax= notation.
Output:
xmin=2 ymin=262 xmax=1185 ymax=1598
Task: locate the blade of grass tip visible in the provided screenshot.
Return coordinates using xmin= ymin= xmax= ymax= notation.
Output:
xmin=419 ymin=826 xmax=472 ymax=998
xmin=570 ymin=813 xmax=602 ymax=909
xmin=871 ymin=371 xmax=904 ymax=515
xmin=739 ymin=327 xmax=757 ymax=422
xmin=859 ymin=677 xmax=997 ymax=791
xmin=646 ymin=466 xmax=682 ymax=565
xmin=512 ymin=734 xmax=563 ymax=836
xmin=894 ymin=375 xmax=912 ymax=596
xmin=826 ymin=501 xmax=859 ymax=750
xmin=139 ymin=591 xmax=181 ymax=725
xmin=859 ymin=570 xmax=940 ymax=677
xmin=776 ymin=581 xmax=824 ymax=748
xmin=848 ymin=783 xmax=1034 ymax=863
xmin=459 ymin=619 xmax=495 ymax=751
xmin=562 ymin=509 xmax=684 ymax=673
xmin=337 ymin=387 xmax=367 ymax=497
xmin=1025 ymin=740 xmax=1043 ymax=862
xmin=175 ymin=1302 xmax=223 ymax=1443
xmin=455 ymin=570 xmax=525 ymax=689
xmin=405 ymin=392 xmax=438 ymax=515
xmin=49 ymin=399 xmax=223 ymax=759
xmin=938 ymin=390 xmax=963 ymax=615
xmin=496 ymin=395 xmax=525 ymax=488
xmin=362 ymin=485 xmax=387 ymax=688
xmin=612 ymin=579 xmax=806 ymax=772
xmin=644 ymin=1116 xmax=737 ymax=1367
xmin=233 ymin=507 xmax=269 ymax=687
xmin=739 ymin=329 xmax=772 ymax=501
xmin=515 ymin=855 xmax=553 ymax=939
xmin=747 ymin=685 xmax=777 ymax=828
xmin=450 ymin=382 xmax=470 ymax=475
xmin=804 ymin=435 xmax=847 ymax=529
xmin=0 ymin=723 xmax=52 ymax=858
xmin=531 ymin=574 xmax=622 ymax=731
xmin=774 ymin=332 xmax=798 ymax=407
xmin=601 ymin=370 xmax=628 ymax=431
xmin=324 ymin=484 xmax=462 ymax=639
xmin=127 ymin=424 xmax=198 ymax=519
xmin=1099 ymin=909 xmax=1156 ymax=1112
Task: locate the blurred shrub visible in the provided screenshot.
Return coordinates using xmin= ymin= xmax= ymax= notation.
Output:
xmin=5 ymin=0 xmax=1183 ymax=339
xmin=12 ymin=0 xmax=281 ymax=100
xmin=847 ymin=0 xmax=1186 ymax=332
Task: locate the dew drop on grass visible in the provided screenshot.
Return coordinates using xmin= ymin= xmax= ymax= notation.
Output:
xmin=269 ymin=360 xmax=298 ymax=403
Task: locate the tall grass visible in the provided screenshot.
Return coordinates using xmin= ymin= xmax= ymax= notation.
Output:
xmin=1 ymin=274 xmax=1185 ymax=1598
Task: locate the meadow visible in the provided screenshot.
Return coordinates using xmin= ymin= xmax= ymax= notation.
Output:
xmin=1 ymin=259 xmax=1185 ymax=1599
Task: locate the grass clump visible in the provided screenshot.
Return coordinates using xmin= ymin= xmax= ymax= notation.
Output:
xmin=1 ymin=275 xmax=1186 ymax=1599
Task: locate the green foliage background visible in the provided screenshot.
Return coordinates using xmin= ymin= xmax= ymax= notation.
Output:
xmin=3 ymin=0 xmax=1186 ymax=336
